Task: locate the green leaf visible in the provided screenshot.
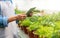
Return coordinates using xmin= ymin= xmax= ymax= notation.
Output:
xmin=21 ymin=18 xmax=32 ymax=27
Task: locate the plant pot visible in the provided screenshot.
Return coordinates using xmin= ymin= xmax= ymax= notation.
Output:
xmin=23 ymin=26 xmax=28 ymax=34
xmin=28 ymin=31 xmax=35 ymax=38
xmin=34 ymin=34 xmax=39 ymax=38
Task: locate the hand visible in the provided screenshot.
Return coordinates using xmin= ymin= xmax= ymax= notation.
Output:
xmin=17 ymin=14 xmax=26 ymax=20
xmin=8 ymin=14 xmax=26 ymax=23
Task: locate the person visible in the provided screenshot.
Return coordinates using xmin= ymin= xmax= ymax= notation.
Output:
xmin=0 ymin=0 xmax=26 ymax=38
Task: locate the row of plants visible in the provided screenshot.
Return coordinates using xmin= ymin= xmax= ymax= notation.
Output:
xmin=15 ymin=7 xmax=60 ymax=38
xmin=19 ymin=12 xmax=60 ymax=38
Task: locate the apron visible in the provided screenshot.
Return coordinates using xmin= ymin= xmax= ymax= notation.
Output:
xmin=0 ymin=1 xmax=19 ymax=38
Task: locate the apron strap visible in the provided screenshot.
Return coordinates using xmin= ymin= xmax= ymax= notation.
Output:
xmin=0 ymin=5 xmax=1 ymax=15
xmin=0 ymin=4 xmax=3 ymax=16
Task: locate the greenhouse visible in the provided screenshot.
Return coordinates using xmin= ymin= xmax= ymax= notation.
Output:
xmin=0 ymin=0 xmax=60 ymax=38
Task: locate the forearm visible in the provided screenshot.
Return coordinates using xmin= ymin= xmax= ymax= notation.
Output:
xmin=8 ymin=15 xmax=18 ymax=23
xmin=8 ymin=14 xmax=26 ymax=23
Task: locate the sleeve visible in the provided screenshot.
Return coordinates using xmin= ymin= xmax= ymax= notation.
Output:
xmin=0 ymin=15 xmax=8 ymax=27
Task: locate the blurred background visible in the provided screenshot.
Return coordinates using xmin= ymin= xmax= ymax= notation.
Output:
xmin=13 ymin=0 xmax=60 ymax=11
xmin=13 ymin=0 xmax=60 ymax=38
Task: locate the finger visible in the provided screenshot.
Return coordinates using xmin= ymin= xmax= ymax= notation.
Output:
xmin=20 ymin=15 xmax=27 ymax=18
